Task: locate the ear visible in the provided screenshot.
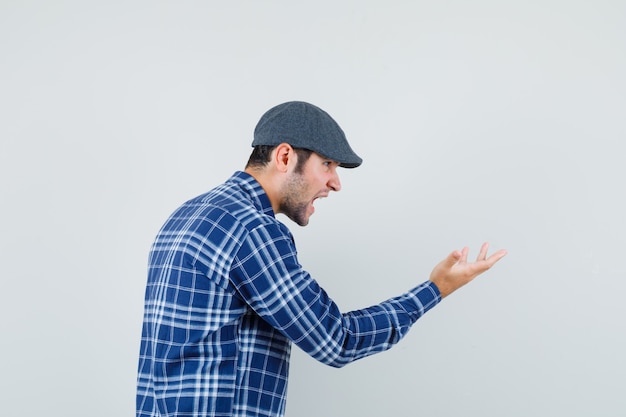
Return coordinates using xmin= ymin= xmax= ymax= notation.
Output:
xmin=272 ymin=143 xmax=295 ymax=173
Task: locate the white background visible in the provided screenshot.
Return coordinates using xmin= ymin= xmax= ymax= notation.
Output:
xmin=1 ymin=1 xmax=625 ymax=416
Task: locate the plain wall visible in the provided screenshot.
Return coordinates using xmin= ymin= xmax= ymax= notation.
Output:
xmin=1 ymin=1 xmax=624 ymax=416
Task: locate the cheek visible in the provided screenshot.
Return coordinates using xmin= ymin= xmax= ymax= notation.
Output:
xmin=312 ymin=175 xmax=327 ymax=190
xmin=314 ymin=168 xmax=330 ymax=183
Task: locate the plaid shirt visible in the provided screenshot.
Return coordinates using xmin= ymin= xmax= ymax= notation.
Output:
xmin=136 ymin=171 xmax=441 ymax=417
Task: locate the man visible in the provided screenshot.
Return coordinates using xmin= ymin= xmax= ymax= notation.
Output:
xmin=136 ymin=101 xmax=507 ymax=417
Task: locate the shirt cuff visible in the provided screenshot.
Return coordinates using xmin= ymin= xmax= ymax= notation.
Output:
xmin=410 ymin=280 xmax=442 ymax=318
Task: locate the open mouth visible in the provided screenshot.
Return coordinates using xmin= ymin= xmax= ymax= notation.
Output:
xmin=311 ymin=194 xmax=327 ymax=213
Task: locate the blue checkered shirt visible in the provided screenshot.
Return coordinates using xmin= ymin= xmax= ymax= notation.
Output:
xmin=136 ymin=171 xmax=441 ymax=417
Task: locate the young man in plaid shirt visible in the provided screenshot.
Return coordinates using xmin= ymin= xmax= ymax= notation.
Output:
xmin=136 ymin=101 xmax=507 ymax=417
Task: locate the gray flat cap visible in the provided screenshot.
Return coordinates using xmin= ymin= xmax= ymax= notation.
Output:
xmin=252 ymin=101 xmax=363 ymax=168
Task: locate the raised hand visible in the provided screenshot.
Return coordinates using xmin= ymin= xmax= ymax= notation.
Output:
xmin=429 ymin=242 xmax=507 ymax=298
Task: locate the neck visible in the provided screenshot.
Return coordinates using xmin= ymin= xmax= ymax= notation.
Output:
xmin=245 ymin=167 xmax=282 ymax=215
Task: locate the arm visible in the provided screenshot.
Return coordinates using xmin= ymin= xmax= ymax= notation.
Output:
xmin=232 ymin=224 xmax=506 ymax=367
xmin=231 ymin=223 xmax=441 ymax=368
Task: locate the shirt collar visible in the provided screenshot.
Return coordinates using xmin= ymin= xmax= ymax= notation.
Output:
xmin=229 ymin=171 xmax=275 ymax=217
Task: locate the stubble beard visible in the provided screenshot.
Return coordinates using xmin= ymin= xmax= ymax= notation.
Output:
xmin=279 ymin=172 xmax=310 ymax=227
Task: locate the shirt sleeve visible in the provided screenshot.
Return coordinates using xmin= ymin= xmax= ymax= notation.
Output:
xmin=230 ymin=222 xmax=441 ymax=368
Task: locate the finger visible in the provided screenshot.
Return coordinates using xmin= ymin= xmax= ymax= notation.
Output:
xmin=460 ymin=247 xmax=469 ymax=264
xmin=444 ymin=250 xmax=463 ymax=268
xmin=476 ymin=242 xmax=489 ymax=262
xmin=485 ymin=249 xmax=508 ymax=266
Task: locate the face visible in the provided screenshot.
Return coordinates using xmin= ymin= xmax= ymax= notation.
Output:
xmin=279 ymin=152 xmax=342 ymax=226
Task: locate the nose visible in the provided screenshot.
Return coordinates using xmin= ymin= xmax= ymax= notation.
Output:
xmin=328 ymin=170 xmax=341 ymax=192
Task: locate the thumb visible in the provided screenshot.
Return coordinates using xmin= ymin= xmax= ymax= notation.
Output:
xmin=443 ymin=250 xmax=462 ymax=268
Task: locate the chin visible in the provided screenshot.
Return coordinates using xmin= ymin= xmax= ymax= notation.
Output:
xmin=295 ymin=218 xmax=310 ymax=227
xmin=290 ymin=214 xmax=310 ymax=227
xmin=281 ymin=205 xmax=312 ymax=227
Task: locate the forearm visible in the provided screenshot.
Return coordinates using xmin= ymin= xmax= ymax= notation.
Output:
xmin=292 ymin=280 xmax=441 ymax=368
